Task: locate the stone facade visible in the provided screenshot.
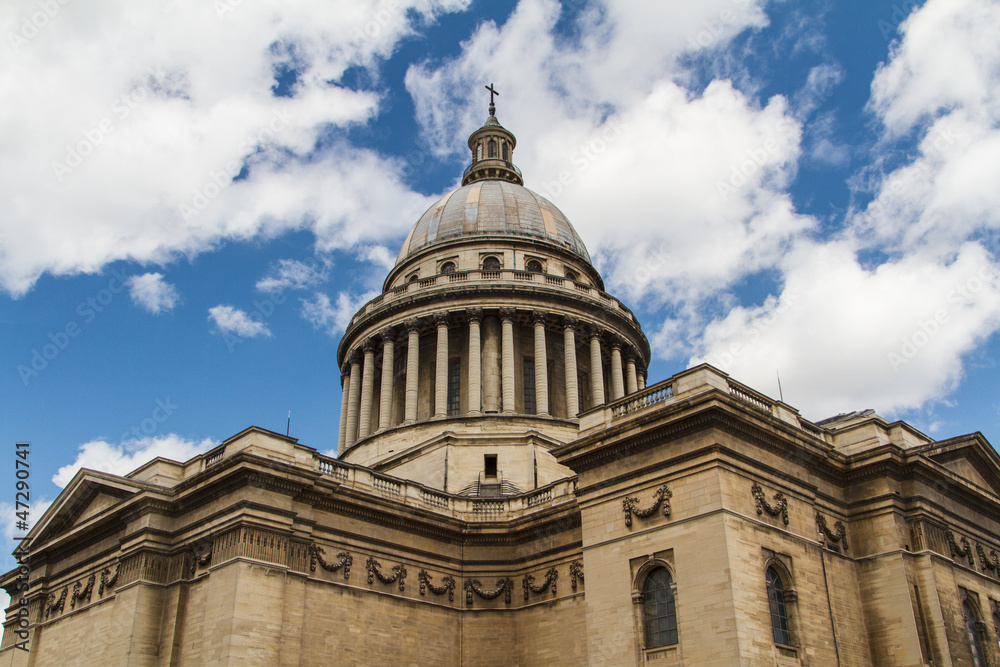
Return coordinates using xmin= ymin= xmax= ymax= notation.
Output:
xmin=4 ymin=107 xmax=1000 ymax=666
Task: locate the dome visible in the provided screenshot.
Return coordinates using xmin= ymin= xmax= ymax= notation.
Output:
xmin=395 ymin=180 xmax=593 ymax=265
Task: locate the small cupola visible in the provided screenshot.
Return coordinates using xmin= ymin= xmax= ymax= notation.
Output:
xmin=462 ymin=84 xmax=523 ymax=186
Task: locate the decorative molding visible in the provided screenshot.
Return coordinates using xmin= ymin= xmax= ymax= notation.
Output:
xmin=190 ymin=541 xmax=212 ymax=576
xmin=44 ymin=587 xmax=67 ymax=619
xmin=622 ymin=483 xmax=671 ymax=528
xmin=308 ymin=543 xmax=352 ymax=580
xmin=379 ymin=327 xmax=396 ymax=343
xmin=434 ymin=311 xmax=450 ymax=327
xmin=751 ymin=483 xmax=789 ymax=525
xmin=405 ymin=318 xmax=421 ymax=333
xmin=498 ymin=307 xmax=516 ymax=322
xmin=522 ymin=567 xmax=558 ymax=601
xmin=366 ymin=557 xmax=406 ymax=592
xmin=417 ymin=570 xmax=456 ymax=602
xmin=977 ymin=543 xmax=1000 ymax=574
xmin=99 ymin=562 xmax=119 ymax=597
xmin=562 ymin=316 xmax=578 ymax=330
xmin=531 ymin=310 xmax=548 ymax=325
xmin=570 ymin=560 xmax=584 ymax=591
xmin=815 ymin=513 xmax=848 ymax=551
xmin=947 ymin=528 xmax=974 ymax=567
xmin=70 ymin=574 xmax=95 ymax=609
xmin=464 ymin=577 xmax=514 ymax=605
xmin=466 ymin=308 xmax=483 ymax=323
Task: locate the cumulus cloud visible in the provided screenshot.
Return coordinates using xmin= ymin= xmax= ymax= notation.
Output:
xmin=51 ymin=434 xmax=218 ymax=488
xmin=256 ymin=258 xmax=328 ymax=294
xmin=302 ymin=291 xmax=378 ymax=337
xmin=0 ymin=0 xmax=464 ymax=296
xmin=208 ymin=305 xmax=272 ymax=338
xmin=126 ymin=272 xmax=180 ymax=313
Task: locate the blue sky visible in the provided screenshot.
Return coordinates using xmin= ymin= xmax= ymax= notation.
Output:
xmin=2 ymin=0 xmax=1000 ymax=594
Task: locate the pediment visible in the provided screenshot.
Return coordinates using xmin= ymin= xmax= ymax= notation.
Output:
xmin=922 ymin=434 xmax=1000 ymax=498
xmin=27 ymin=470 xmax=144 ymax=547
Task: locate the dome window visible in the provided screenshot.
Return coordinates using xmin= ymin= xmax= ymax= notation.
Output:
xmin=565 ymin=269 xmax=579 ymax=282
xmin=483 ymin=256 xmax=501 ymax=271
xmin=488 ymin=139 xmax=497 ymax=158
xmin=408 ymin=273 xmax=419 ymax=282
xmin=502 ymin=142 xmax=509 ymax=161
xmin=526 ymin=260 xmax=543 ymax=273
xmin=441 ymin=261 xmax=457 ymax=274
xmin=476 ymin=143 xmax=482 ymax=162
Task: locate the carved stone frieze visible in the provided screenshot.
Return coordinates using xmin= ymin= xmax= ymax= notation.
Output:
xmin=947 ymin=528 xmax=974 ymax=567
xmin=816 ymin=513 xmax=848 ymax=551
xmin=622 ymin=483 xmax=671 ymax=528
xmin=522 ymin=567 xmax=558 ymax=601
xmin=751 ymin=483 xmax=789 ymax=525
xmin=417 ymin=569 xmax=456 ymax=602
xmin=977 ymin=542 xmax=999 ymax=574
xmin=44 ymin=587 xmax=67 ymax=619
xmin=366 ymin=557 xmax=406 ymax=592
xmin=570 ymin=560 xmax=584 ymax=591
xmin=308 ymin=543 xmax=352 ymax=580
xmin=99 ymin=562 xmax=119 ymax=597
xmin=70 ymin=574 xmax=95 ymax=609
xmin=464 ymin=577 xmax=514 ymax=605
xmin=190 ymin=542 xmax=212 ymax=576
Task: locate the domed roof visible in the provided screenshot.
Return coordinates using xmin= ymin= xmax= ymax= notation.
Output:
xmin=395 ymin=180 xmax=592 ymax=265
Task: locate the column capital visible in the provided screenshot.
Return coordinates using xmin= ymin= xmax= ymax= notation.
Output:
xmin=531 ymin=310 xmax=548 ymax=325
xmin=624 ymin=347 xmax=636 ymax=362
xmin=562 ymin=315 xmax=579 ymax=330
xmin=348 ymin=349 xmax=363 ymax=365
xmin=499 ymin=307 xmax=516 ymax=323
xmin=405 ymin=317 xmax=422 ymax=333
xmin=586 ymin=324 xmax=604 ymax=341
xmin=434 ymin=311 xmax=450 ymax=327
xmin=362 ymin=338 xmax=378 ymax=353
xmin=608 ymin=335 xmax=624 ymax=351
xmin=467 ymin=307 xmax=483 ymax=323
xmin=379 ymin=326 xmax=396 ymax=343
xmin=341 ymin=363 xmax=351 ymax=376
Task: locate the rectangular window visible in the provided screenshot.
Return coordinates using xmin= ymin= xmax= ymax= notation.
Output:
xmin=523 ymin=358 xmax=536 ymax=414
xmin=447 ymin=360 xmax=461 ymax=416
xmin=484 ymin=454 xmax=498 ymax=479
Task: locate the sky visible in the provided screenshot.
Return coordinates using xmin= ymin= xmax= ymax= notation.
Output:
xmin=1 ymin=0 xmax=1000 ymax=600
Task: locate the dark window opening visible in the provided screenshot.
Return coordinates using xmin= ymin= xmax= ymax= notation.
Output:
xmin=408 ymin=273 xmax=419 ymax=282
xmin=643 ymin=568 xmax=678 ymax=648
xmin=441 ymin=261 xmax=456 ymax=274
xmin=484 ymin=454 xmax=498 ymax=479
xmin=526 ymin=259 xmax=543 ymax=273
xmin=523 ymin=358 xmax=536 ymax=414
xmin=502 ymin=142 xmax=509 ymax=161
xmin=964 ymin=602 xmax=986 ymax=667
xmin=483 ymin=256 xmax=501 ymax=271
xmin=565 ymin=269 xmax=579 ymax=282
xmin=766 ymin=567 xmax=792 ymax=646
xmin=476 ymin=143 xmax=482 ymax=161
xmin=447 ymin=360 xmax=461 ymax=416
xmin=488 ymin=139 xmax=497 ymax=158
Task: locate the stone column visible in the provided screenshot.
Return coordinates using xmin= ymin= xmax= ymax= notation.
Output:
xmin=625 ymin=349 xmax=638 ymax=395
xmin=533 ymin=311 xmax=550 ymax=417
xmin=345 ymin=351 xmax=362 ymax=445
xmin=434 ymin=312 xmax=449 ymax=418
xmin=358 ymin=340 xmax=377 ymax=439
xmin=377 ymin=328 xmax=395 ymax=431
xmin=638 ymin=368 xmax=646 ymax=391
xmin=563 ymin=318 xmax=579 ymax=418
xmin=500 ymin=308 xmax=515 ymax=414
xmin=589 ymin=330 xmax=605 ymax=407
xmin=610 ymin=339 xmax=625 ymax=401
xmin=467 ymin=309 xmax=482 ymax=415
xmin=482 ymin=315 xmax=501 ymax=412
xmin=337 ymin=369 xmax=350 ymax=455
xmin=404 ymin=319 xmax=420 ymax=424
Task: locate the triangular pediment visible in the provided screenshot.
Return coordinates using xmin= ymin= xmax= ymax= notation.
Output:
xmin=922 ymin=434 xmax=1000 ymax=498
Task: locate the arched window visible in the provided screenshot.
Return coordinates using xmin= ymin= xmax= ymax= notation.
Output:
xmin=441 ymin=262 xmax=456 ymax=274
xmin=992 ymin=607 xmax=1000 ymax=653
xmin=502 ymin=142 xmax=509 ymax=161
xmin=766 ymin=567 xmax=792 ymax=646
xmin=488 ymin=139 xmax=497 ymax=158
xmin=476 ymin=143 xmax=482 ymax=161
xmin=964 ymin=601 xmax=986 ymax=667
xmin=564 ymin=269 xmax=579 ymax=282
xmin=482 ymin=256 xmax=501 ymax=271
xmin=408 ymin=273 xmax=419 ymax=282
xmin=643 ymin=568 xmax=678 ymax=648
xmin=526 ymin=259 xmax=543 ymax=273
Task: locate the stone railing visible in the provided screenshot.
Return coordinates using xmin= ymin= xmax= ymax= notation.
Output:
xmin=347 ymin=269 xmax=638 ymax=328
xmin=313 ymin=454 xmax=575 ymax=520
xmin=727 ymin=380 xmax=773 ymax=414
xmin=609 ymin=379 xmax=674 ymax=420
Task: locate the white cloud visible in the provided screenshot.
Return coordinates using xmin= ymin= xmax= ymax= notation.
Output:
xmin=357 ymin=244 xmax=396 ymax=271
xmin=52 ymin=434 xmax=218 ymax=488
xmin=126 ymin=272 xmax=180 ymax=313
xmin=256 ymin=258 xmax=327 ymax=294
xmin=208 ymin=305 xmax=272 ymax=338
xmin=302 ymin=290 xmax=378 ymax=337
xmin=0 ymin=0 xmax=466 ymax=296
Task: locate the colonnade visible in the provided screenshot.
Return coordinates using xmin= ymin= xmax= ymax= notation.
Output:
xmin=338 ymin=310 xmax=646 ymax=453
